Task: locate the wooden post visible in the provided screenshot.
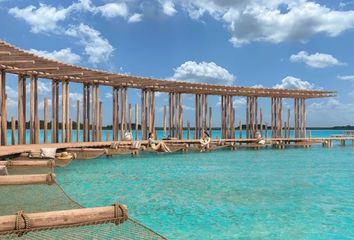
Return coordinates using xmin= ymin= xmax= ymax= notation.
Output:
xmin=65 ymin=81 xmax=70 ymax=142
xmin=76 ymin=100 xmax=80 ymax=143
xmin=141 ymin=89 xmax=145 ymax=140
xmin=239 ymin=121 xmax=242 ymax=139
xmin=83 ymin=84 xmax=87 ymax=142
xmin=99 ymin=101 xmax=103 ymax=142
xmin=18 ymin=75 xmax=26 ymax=144
xmin=260 ymin=108 xmax=263 ymax=137
xmin=30 ymin=75 xmax=38 ymax=144
xmin=287 ymin=108 xmax=290 ymax=138
xmin=135 ymin=103 xmax=138 ymax=140
xmin=129 ymin=103 xmax=132 ymax=133
xmin=44 ymin=98 xmax=48 ymax=144
xmin=69 ymin=119 xmax=72 ymax=142
xmin=61 ymin=80 xmax=66 ymax=143
xmin=187 ymin=121 xmax=190 ymax=139
xmin=0 ymin=70 xmax=6 ymax=146
xmin=265 ymin=122 xmax=268 ymax=139
xmin=55 ymin=81 xmax=59 ymax=143
xmin=11 ymin=116 xmax=15 ymax=145
xmin=91 ymin=84 xmax=96 ymax=142
xmin=96 ymin=84 xmax=102 ymax=142
xmin=86 ymin=84 xmax=90 ymax=142
xmin=163 ymin=105 xmax=167 ymax=137
xmin=106 ymin=130 xmax=110 ymax=141
xmin=209 ymin=107 xmax=212 ymax=138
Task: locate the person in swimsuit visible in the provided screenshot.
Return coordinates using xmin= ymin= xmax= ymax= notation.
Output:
xmin=199 ymin=131 xmax=211 ymax=152
xmin=148 ymin=132 xmax=171 ymax=152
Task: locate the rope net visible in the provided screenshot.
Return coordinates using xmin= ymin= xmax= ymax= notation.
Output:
xmin=0 ymin=164 xmax=166 ymax=240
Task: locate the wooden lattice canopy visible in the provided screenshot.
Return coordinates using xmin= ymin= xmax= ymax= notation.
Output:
xmin=0 ymin=40 xmax=335 ymax=98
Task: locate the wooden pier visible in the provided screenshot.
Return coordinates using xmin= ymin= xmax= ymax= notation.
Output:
xmin=0 ymin=137 xmax=353 ymax=159
xmin=0 ymin=39 xmax=341 ymax=154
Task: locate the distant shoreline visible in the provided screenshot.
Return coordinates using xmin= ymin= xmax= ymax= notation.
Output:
xmin=5 ymin=121 xmax=354 ymax=131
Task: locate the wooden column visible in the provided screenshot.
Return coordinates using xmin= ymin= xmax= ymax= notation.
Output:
xmin=76 ymin=100 xmax=80 ymax=142
xmin=163 ymin=105 xmax=167 ymax=137
xmin=61 ymin=80 xmax=66 ymax=143
xmin=30 ymin=75 xmax=38 ymax=144
xmin=99 ymin=101 xmax=102 ymax=142
xmin=135 ymin=103 xmax=138 ymax=140
xmin=209 ymin=107 xmax=212 ymax=138
xmin=83 ymin=84 xmax=87 ymax=142
xmin=65 ymin=81 xmax=70 ymax=142
xmin=287 ymin=108 xmax=290 ymax=138
xmin=18 ymin=75 xmax=26 ymax=144
xmin=91 ymin=84 xmax=96 ymax=141
xmin=86 ymin=84 xmax=91 ymax=142
xmin=11 ymin=116 xmax=15 ymax=145
xmin=260 ymin=108 xmax=263 ymax=137
xmin=141 ymin=89 xmax=146 ymax=140
xmin=44 ymin=98 xmax=48 ymax=144
xmin=271 ymin=97 xmax=283 ymax=138
xmin=55 ymin=80 xmax=60 ymax=143
xmin=0 ymin=70 xmax=6 ymax=146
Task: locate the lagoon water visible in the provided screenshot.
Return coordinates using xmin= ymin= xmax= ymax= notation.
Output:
xmin=56 ymin=133 xmax=354 ymax=239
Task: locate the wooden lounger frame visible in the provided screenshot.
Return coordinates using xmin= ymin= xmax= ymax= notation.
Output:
xmin=0 ymin=203 xmax=128 ymax=234
xmin=0 ymin=173 xmax=55 ymax=186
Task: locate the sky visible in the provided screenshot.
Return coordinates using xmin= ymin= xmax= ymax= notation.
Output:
xmin=0 ymin=0 xmax=354 ymax=127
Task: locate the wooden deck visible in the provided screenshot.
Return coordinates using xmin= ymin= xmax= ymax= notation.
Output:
xmin=0 ymin=137 xmax=353 ymax=158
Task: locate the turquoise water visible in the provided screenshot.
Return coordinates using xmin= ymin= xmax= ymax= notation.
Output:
xmin=56 ymin=145 xmax=354 ymax=239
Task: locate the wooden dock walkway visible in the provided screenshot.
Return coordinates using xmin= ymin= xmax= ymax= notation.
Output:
xmin=0 ymin=137 xmax=353 ymax=158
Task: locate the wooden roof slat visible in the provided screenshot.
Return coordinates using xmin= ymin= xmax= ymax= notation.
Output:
xmin=0 ymin=39 xmax=336 ymax=99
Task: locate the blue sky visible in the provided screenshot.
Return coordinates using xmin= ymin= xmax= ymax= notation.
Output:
xmin=0 ymin=0 xmax=354 ymax=127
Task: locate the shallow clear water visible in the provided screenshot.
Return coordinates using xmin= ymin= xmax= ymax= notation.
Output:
xmin=56 ymin=145 xmax=354 ymax=239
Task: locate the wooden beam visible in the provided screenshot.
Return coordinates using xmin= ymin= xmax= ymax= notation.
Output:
xmin=0 ymin=60 xmax=35 ymax=64
xmin=15 ymin=67 xmax=60 ymax=71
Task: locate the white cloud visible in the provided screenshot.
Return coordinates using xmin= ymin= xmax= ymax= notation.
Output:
xmin=179 ymin=0 xmax=354 ymax=46
xmin=25 ymin=80 xmax=51 ymax=95
xmin=160 ymin=0 xmax=177 ymax=16
xmin=273 ymin=76 xmax=315 ymax=90
xmin=308 ymin=98 xmax=354 ymax=126
xmin=128 ymin=13 xmax=143 ymax=23
xmin=290 ymin=51 xmax=344 ymax=68
xmin=172 ymin=61 xmax=235 ymax=85
xmin=9 ymin=3 xmax=69 ymax=33
xmin=105 ymin=92 xmax=112 ymax=98
xmin=69 ymin=92 xmax=83 ymax=102
xmin=30 ymin=48 xmax=81 ymax=64
xmin=337 ymin=75 xmax=354 ymax=81
xmin=65 ymin=24 xmax=114 ymax=64
xmin=98 ymin=2 xmax=128 ymax=18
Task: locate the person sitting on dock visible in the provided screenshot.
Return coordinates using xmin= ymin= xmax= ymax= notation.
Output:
xmin=199 ymin=131 xmax=211 ymax=152
xmin=256 ymin=132 xmax=265 ymax=145
xmin=148 ymin=132 xmax=171 ymax=152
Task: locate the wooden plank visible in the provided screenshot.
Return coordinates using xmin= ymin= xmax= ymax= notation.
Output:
xmin=0 ymin=70 xmax=6 ymax=146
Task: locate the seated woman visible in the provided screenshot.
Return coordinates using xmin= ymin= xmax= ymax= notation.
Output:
xmin=256 ymin=132 xmax=265 ymax=145
xmin=148 ymin=132 xmax=171 ymax=152
xmin=199 ymin=131 xmax=211 ymax=152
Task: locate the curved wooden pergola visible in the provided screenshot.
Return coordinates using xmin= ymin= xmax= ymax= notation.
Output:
xmin=0 ymin=39 xmax=335 ymax=146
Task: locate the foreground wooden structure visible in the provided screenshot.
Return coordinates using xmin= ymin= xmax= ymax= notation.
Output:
xmin=0 ymin=40 xmax=336 ymax=146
